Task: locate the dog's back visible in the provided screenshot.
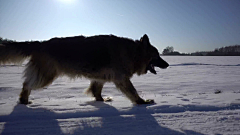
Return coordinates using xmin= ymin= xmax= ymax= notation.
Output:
xmin=38 ymin=35 xmax=139 ymax=79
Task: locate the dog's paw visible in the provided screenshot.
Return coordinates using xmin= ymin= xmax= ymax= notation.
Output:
xmin=104 ymin=97 xmax=113 ymax=102
xmin=135 ymin=98 xmax=155 ymax=104
xmin=18 ymin=99 xmax=32 ymax=105
xmin=145 ymin=99 xmax=155 ymax=104
xmin=18 ymin=98 xmax=32 ymax=105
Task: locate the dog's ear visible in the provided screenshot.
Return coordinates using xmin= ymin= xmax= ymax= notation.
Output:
xmin=140 ymin=34 xmax=150 ymax=46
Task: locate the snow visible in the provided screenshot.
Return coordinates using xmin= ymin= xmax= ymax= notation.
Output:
xmin=0 ymin=56 xmax=240 ymax=135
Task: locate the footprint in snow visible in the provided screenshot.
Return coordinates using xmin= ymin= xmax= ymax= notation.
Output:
xmin=191 ymin=102 xmax=201 ymax=104
xmin=181 ymin=99 xmax=190 ymax=101
xmin=0 ymin=102 xmax=6 ymax=105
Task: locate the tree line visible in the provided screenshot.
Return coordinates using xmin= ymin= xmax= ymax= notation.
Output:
xmin=162 ymin=45 xmax=240 ymax=56
xmin=207 ymin=45 xmax=240 ymax=56
xmin=0 ymin=37 xmax=16 ymax=44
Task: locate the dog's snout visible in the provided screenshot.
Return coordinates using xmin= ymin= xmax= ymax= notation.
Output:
xmin=165 ymin=62 xmax=169 ymax=68
xmin=156 ymin=57 xmax=169 ymax=69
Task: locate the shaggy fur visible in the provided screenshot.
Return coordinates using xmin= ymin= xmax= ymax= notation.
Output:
xmin=0 ymin=34 xmax=169 ymax=104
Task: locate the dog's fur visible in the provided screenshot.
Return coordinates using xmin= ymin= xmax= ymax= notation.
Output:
xmin=0 ymin=34 xmax=169 ymax=104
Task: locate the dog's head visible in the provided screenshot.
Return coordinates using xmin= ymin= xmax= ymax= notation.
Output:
xmin=140 ymin=34 xmax=169 ymax=74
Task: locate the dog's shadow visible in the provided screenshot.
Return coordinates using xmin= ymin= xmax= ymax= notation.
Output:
xmin=1 ymin=102 xmax=204 ymax=135
xmin=74 ymin=101 xmax=204 ymax=135
xmin=0 ymin=104 xmax=63 ymax=135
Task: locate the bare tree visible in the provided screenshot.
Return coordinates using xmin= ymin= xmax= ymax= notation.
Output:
xmin=162 ymin=46 xmax=174 ymax=55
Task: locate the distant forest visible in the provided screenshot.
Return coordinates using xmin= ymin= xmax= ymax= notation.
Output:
xmin=162 ymin=45 xmax=240 ymax=56
xmin=0 ymin=37 xmax=16 ymax=44
xmin=1 ymin=37 xmax=240 ymax=56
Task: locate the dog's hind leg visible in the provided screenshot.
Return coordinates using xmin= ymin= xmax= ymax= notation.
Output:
xmin=19 ymin=82 xmax=32 ymax=104
xmin=19 ymin=58 xmax=58 ymax=104
xmin=114 ymin=78 xmax=153 ymax=104
xmin=85 ymin=81 xmax=105 ymax=101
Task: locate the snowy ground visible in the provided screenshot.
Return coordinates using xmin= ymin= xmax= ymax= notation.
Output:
xmin=0 ymin=56 xmax=240 ymax=135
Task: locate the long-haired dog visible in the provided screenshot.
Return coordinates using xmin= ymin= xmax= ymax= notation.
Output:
xmin=0 ymin=34 xmax=169 ymax=104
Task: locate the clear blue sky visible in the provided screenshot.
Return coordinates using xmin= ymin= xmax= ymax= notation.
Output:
xmin=0 ymin=0 xmax=240 ymax=53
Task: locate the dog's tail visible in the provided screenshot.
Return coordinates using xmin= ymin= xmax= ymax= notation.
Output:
xmin=0 ymin=41 xmax=41 ymax=64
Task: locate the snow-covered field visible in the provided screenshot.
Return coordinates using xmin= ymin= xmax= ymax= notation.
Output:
xmin=0 ymin=56 xmax=240 ymax=135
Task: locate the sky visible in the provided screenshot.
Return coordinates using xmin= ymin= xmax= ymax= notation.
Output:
xmin=0 ymin=0 xmax=240 ymax=53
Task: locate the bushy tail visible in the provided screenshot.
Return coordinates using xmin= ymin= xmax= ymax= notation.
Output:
xmin=0 ymin=41 xmax=41 ymax=64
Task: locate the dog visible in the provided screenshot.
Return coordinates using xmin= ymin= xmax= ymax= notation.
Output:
xmin=0 ymin=34 xmax=169 ymax=104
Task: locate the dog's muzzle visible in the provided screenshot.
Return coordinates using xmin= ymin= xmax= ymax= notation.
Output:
xmin=147 ymin=57 xmax=169 ymax=74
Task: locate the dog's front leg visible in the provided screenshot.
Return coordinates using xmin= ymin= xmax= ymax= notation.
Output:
xmin=114 ymin=78 xmax=154 ymax=104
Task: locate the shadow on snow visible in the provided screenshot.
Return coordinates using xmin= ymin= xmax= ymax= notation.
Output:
xmin=0 ymin=102 xmax=208 ymax=135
